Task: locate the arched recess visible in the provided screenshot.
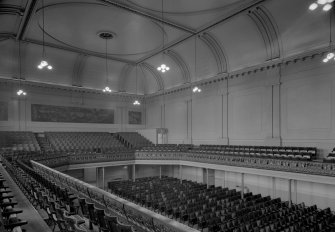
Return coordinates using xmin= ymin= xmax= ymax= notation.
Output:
xmin=165 ymin=50 xmax=191 ymax=84
xmin=118 ymin=64 xmax=133 ymax=92
xmin=199 ymin=32 xmax=228 ymax=73
xmin=247 ymin=6 xmax=281 ymax=60
xmin=140 ymin=62 xmax=164 ymax=91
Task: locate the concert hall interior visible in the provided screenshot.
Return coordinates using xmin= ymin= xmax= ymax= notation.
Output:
xmin=1 ymin=0 xmax=335 ymax=232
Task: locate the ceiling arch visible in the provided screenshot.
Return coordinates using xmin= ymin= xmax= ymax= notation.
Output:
xmin=140 ymin=62 xmax=164 ymax=91
xmin=247 ymin=6 xmax=281 ymax=60
xmin=0 ymin=0 xmax=332 ymax=96
xmin=118 ymin=64 xmax=133 ymax=92
xmin=72 ymin=54 xmax=87 ymax=87
xmin=165 ymin=50 xmax=191 ymax=84
xmin=199 ymin=32 xmax=228 ymax=73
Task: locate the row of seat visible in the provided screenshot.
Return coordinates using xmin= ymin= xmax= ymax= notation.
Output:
xmin=191 ymin=149 xmax=314 ymax=161
xmin=116 ymin=132 xmax=153 ymax=149
xmin=2 ymin=158 xmax=153 ymax=232
xmin=139 ymin=145 xmax=318 ymax=161
xmin=0 ymin=163 xmax=27 ymax=232
xmin=140 ymin=144 xmax=193 ymax=152
xmin=0 ymin=131 xmax=41 ymax=152
xmin=324 ymin=148 xmax=335 ymax=163
xmin=109 ymin=176 xmax=335 ymax=232
xmin=45 ymin=132 xmax=125 ymax=152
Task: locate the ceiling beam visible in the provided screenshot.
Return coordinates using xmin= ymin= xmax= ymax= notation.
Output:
xmin=136 ymin=0 xmax=266 ymax=64
xmin=16 ymin=0 xmax=39 ymax=40
xmin=98 ymin=0 xmax=196 ymax=34
xmin=23 ymin=38 xmax=136 ymax=64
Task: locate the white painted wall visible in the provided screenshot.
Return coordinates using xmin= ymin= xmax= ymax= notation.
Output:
xmin=145 ymin=58 xmax=335 ymax=157
xmin=104 ymin=165 xmax=129 ymax=182
xmin=135 ymin=165 xmax=160 ymax=178
xmin=181 ymin=166 xmax=203 ymax=183
xmin=0 ymin=85 xmax=145 ymax=132
xmin=83 ymin=167 xmax=96 ymax=184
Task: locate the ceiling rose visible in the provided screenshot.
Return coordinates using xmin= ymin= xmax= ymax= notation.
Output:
xmin=98 ymin=31 xmax=116 ymax=40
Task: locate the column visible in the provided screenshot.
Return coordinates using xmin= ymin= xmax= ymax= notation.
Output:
xmin=223 ymin=170 xmax=226 ymax=188
xmin=294 ymin=180 xmax=298 ymax=204
xmin=241 ymin=173 xmax=245 ymax=199
xmin=102 ymin=167 xmax=105 ymax=190
xmin=159 ymin=166 xmax=162 ymax=179
xmin=206 ymin=168 xmax=209 ymax=189
xmin=179 ymin=165 xmax=182 ymax=183
xmin=272 ymin=177 xmax=276 ymax=198
xmin=288 ymin=179 xmax=292 ymax=208
xmin=133 ymin=164 xmax=136 ymax=182
xmin=265 ymin=67 xmax=282 ymax=145
xmin=96 ymin=167 xmax=99 ymax=187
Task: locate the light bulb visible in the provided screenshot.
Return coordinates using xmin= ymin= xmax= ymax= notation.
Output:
xmin=166 ymin=67 xmax=170 ymax=71
xmin=323 ymin=58 xmax=329 ymax=63
xmin=157 ymin=67 xmax=161 ymax=71
xmin=328 ymin=0 xmax=334 ymax=2
xmin=323 ymin=3 xmax=332 ymax=11
xmin=23 ymin=92 xmax=26 ymax=96
xmin=327 ymin=52 xmax=334 ymax=59
xmin=47 ymin=65 xmax=53 ymax=70
xmin=318 ymin=0 xmax=328 ymax=4
xmin=38 ymin=65 xmax=43 ymax=69
xmin=41 ymin=60 xmax=48 ymax=67
xmin=161 ymin=64 xmax=166 ymax=68
xmin=198 ymin=89 xmax=202 ymax=93
xmin=162 ymin=69 xmax=166 ymax=73
xmin=309 ymin=3 xmax=318 ymax=10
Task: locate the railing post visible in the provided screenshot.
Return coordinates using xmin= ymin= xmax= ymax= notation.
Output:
xmin=179 ymin=165 xmax=182 ymax=183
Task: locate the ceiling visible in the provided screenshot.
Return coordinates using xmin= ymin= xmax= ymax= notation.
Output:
xmin=0 ymin=0 xmax=332 ymax=95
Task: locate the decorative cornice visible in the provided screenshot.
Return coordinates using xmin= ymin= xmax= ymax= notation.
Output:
xmin=146 ymin=45 xmax=329 ymax=98
xmin=0 ymin=77 xmax=145 ymax=101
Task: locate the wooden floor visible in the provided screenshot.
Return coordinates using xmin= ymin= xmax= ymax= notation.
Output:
xmin=0 ymin=163 xmax=52 ymax=232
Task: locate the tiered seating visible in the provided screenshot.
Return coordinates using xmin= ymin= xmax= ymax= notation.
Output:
xmin=0 ymin=131 xmax=41 ymax=153
xmin=324 ymin=148 xmax=335 ymax=163
xmin=45 ymin=132 xmax=125 ymax=153
xmin=140 ymin=144 xmax=193 ymax=152
xmin=0 ymin=165 xmax=27 ymax=232
xmin=193 ymin=145 xmax=318 ymax=160
xmin=35 ymin=134 xmax=54 ymax=153
xmin=4 ymin=159 xmax=90 ymax=231
xmin=116 ymin=132 xmax=153 ymax=148
xmin=109 ymin=176 xmax=335 ymax=232
xmin=3 ymin=158 xmax=139 ymax=232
